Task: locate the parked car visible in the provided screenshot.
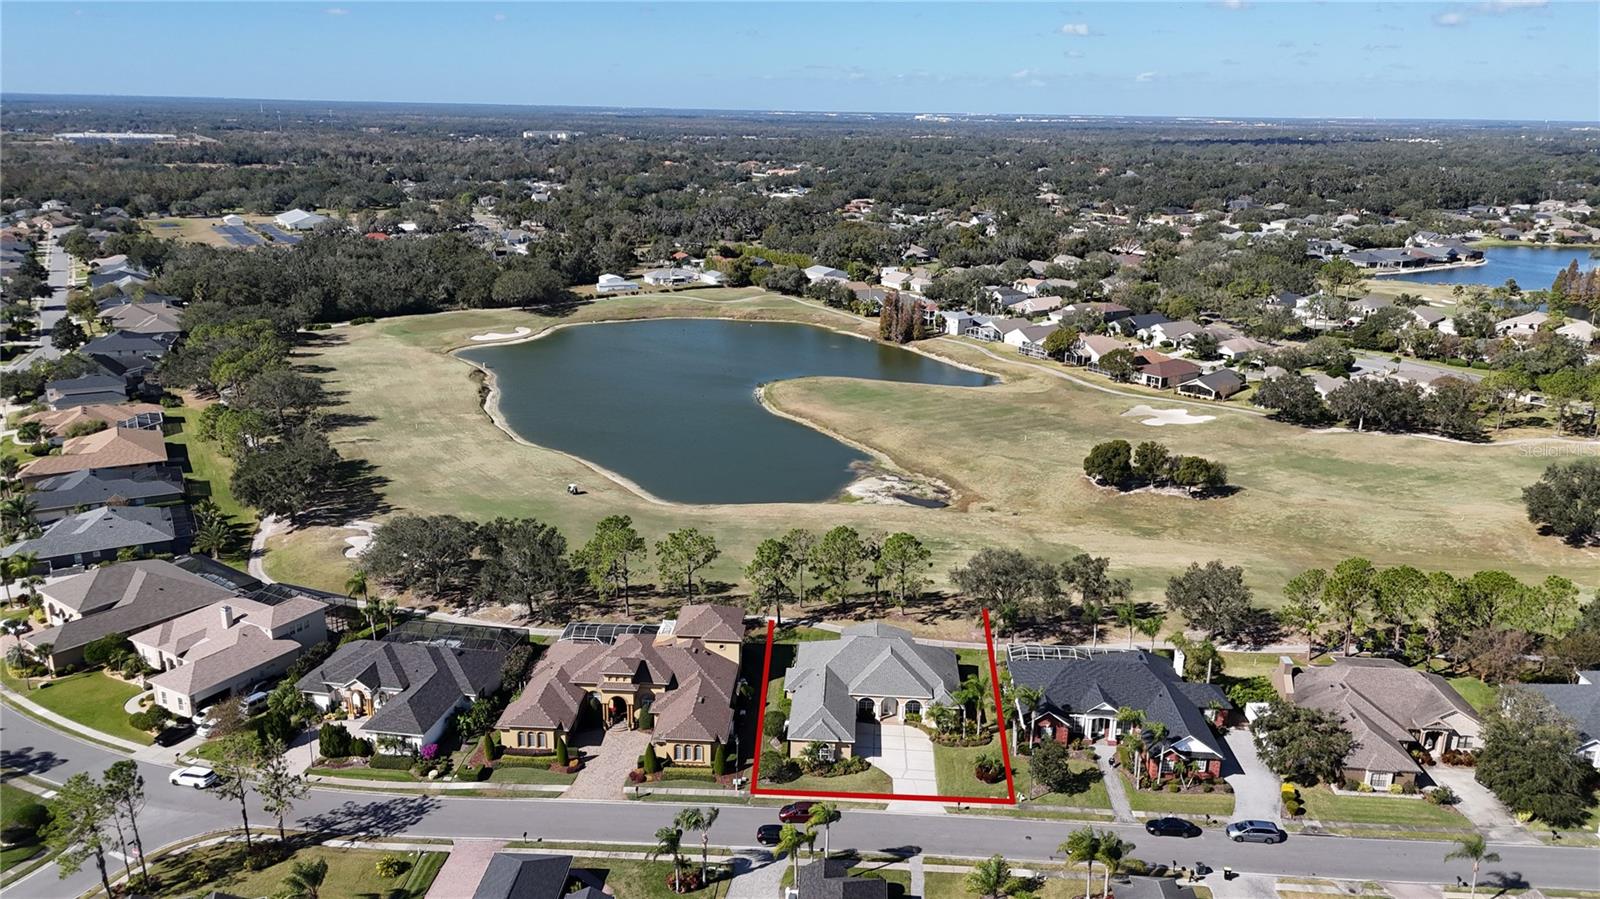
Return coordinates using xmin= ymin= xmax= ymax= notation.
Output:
xmin=153 ymin=721 xmax=196 ymax=747
xmin=756 ymin=824 xmax=783 ymax=846
xmin=1224 ymin=820 xmax=1286 ymax=844
xmin=777 ymin=801 xmax=815 ymax=824
xmin=1144 ymin=817 xmax=1201 ymax=838
xmin=240 ymin=690 xmax=270 ymax=715
xmin=2 ymin=618 xmax=32 ymax=635
xmin=168 ymin=766 xmax=218 ymax=790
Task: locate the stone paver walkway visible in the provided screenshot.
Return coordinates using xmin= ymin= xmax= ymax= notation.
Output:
xmin=565 ymin=726 xmax=651 ymax=800
xmin=1222 ymin=729 xmax=1279 ymax=823
xmin=1092 ymin=743 xmax=1135 ymax=823
xmin=1427 ymin=766 xmax=1536 ymax=845
xmin=726 ymin=849 xmax=784 ymax=899
xmin=426 ymin=839 xmax=506 ymax=899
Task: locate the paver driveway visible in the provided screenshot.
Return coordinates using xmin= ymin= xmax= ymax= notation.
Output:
xmin=857 ymin=722 xmax=938 ymax=795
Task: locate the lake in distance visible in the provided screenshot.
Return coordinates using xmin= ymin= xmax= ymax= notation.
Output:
xmin=460 ymin=319 xmax=994 ymax=504
xmin=1384 ymin=245 xmax=1598 ymax=287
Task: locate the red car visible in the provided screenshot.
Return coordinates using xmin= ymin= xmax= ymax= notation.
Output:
xmin=777 ymin=801 xmax=815 ymax=823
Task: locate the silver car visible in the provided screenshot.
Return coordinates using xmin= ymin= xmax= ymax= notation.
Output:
xmin=1225 ymin=820 xmax=1286 ymax=844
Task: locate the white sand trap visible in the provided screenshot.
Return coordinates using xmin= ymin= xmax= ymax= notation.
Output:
xmin=1123 ymin=404 xmax=1215 ymax=426
xmin=469 ymin=326 xmax=532 ymax=341
xmin=342 ymin=520 xmax=378 ymax=560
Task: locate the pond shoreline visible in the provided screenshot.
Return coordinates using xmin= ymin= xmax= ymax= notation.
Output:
xmin=452 ymin=314 xmax=999 ymax=509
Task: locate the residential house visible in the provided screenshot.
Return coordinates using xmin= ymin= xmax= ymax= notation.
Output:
xmin=698 ymin=270 xmax=727 ymax=286
xmin=88 ymin=261 xmax=151 ymax=291
xmin=81 ymin=331 xmax=171 ymax=379
xmin=2 ymin=505 xmax=187 ymax=573
xmin=939 ymin=310 xmax=979 ymax=337
xmin=495 ymin=604 xmax=744 ymax=766
xmin=23 ymin=559 xmax=239 ymax=671
xmin=642 ymin=267 xmax=699 ymax=286
xmin=1009 ymin=647 xmax=1232 ymax=779
xmin=1144 ymin=320 xmax=1204 ymax=347
xmin=982 ymin=285 xmax=1029 ymax=311
xmin=1051 ymin=302 xmax=1133 ymax=325
xmin=97 ymin=301 xmax=183 ymax=339
xmin=804 ymin=265 xmax=848 ymax=284
xmin=1307 ymin=372 xmax=1349 ymax=399
xmin=1557 ymin=319 xmax=1598 ymax=345
xmin=17 ymin=426 xmax=169 ymax=484
xmin=784 ymin=622 xmax=958 ymax=760
xmin=1133 ymin=351 xmax=1201 ymax=390
xmin=796 ymin=859 xmax=889 ymax=899
xmin=1217 ymin=336 xmax=1269 ymax=361
xmin=297 ymin=639 xmax=505 ymax=753
xmin=24 ymin=402 xmax=165 ymax=436
xmin=969 ymin=317 xmax=1031 ymax=343
xmin=1003 ymin=323 xmax=1060 ymax=359
xmin=470 ymin=853 xmax=595 ymax=899
xmin=134 ymin=594 xmax=328 ymax=718
xmin=28 ymin=468 xmax=183 ymax=522
xmin=1113 ymin=313 xmax=1171 ymax=338
xmin=1071 ymin=334 xmax=1131 ymax=368
xmin=44 ymin=374 xmax=128 ymax=410
xmin=1348 ymin=295 xmax=1394 ymax=320
xmin=274 ymin=209 xmax=330 ymax=231
xmin=1530 ymin=671 xmax=1600 ymax=769
xmin=880 ymin=268 xmax=912 ymax=290
xmin=1009 ymin=295 xmax=1063 ymax=316
xmin=1275 ymin=657 xmax=1482 ymax=788
xmin=1177 ymin=369 xmax=1246 ymax=400
xmin=1409 ymin=306 xmax=1453 ymax=332
xmin=594 ymin=274 xmax=640 ymax=295
xmin=1496 ymin=311 xmax=1549 ymax=336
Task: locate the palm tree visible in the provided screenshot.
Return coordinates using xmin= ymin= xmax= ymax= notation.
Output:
xmin=1113 ymin=601 xmax=1141 ymax=648
xmin=1136 ymin=613 xmax=1164 ymax=652
xmin=191 ymin=516 xmax=232 ymax=559
xmin=1007 ymin=683 xmax=1042 ymax=748
xmin=965 ymin=855 xmax=1011 ymax=899
xmin=0 ymin=553 xmax=36 ymax=606
xmin=1114 ymin=707 xmax=1145 ymax=788
xmin=1080 ymin=599 xmax=1105 ymax=650
xmin=1093 ymin=833 xmax=1131 ymax=899
xmin=675 ymin=806 xmax=720 ymax=885
xmin=345 ymin=569 xmax=372 ymax=632
xmin=281 ymin=858 xmax=329 ymax=899
xmin=1444 ymin=833 xmax=1501 ymax=898
xmin=773 ymin=824 xmax=811 ymax=885
xmin=804 ymin=802 xmax=839 ymax=858
xmin=0 ymin=455 xmax=20 ymax=486
xmin=1140 ymin=721 xmax=1169 ymax=788
xmin=650 ymin=824 xmax=688 ymax=893
xmin=956 ymin=673 xmax=989 ymax=735
xmin=0 ymin=494 xmax=36 ymax=536
xmin=1061 ymin=827 xmax=1100 ymax=899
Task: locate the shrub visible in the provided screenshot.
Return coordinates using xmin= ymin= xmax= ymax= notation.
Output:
xmin=974 ymin=752 xmax=1005 ymax=784
xmin=82 ymin=634 xmax=132 ymax=667
xmin=306 ymin=322 xmax=332 ymax=331
xmin=1166 ymin=782 xmax=1181 ymax=793
xmin=763 ymin=709 xmax=788 ymax=739
xmin=128 ymin=706 xmax=171 ymax=732
xmin=1427 ymin=786 xmax=1459 ymax=806
xmin=759 ymin=749 xmax=800 ymax=784
xmin=370 ymin=752 xmax=418 ymax=770
xmin=420 ymin=742 xmax=439 ymax=761
xmin=641 ymin=743 xmax=659 ymax=774
xmin=1357 ymin=782 xmax=1374 ymax=793
xmin=554 ymin=734 xmax=570 ymax=766
xmin=375 ymin=855 xmax=411 ymax=878
xmin=318 ymin=723 xmax=354 ymax=758
xmin=1343 ymin=778 xmax=1362 ymax=792
xmin=351 ymin=316 xmax=377 ymax=325
xmin=0 ymin=797 xmax=50 ymax=844
xmin=1202 ymin=783 xmax=1214 ymax=792
xmin=636 ymin=707 xmax=654 ymax=730
xmin=159 ymin=394 xmax=184 ymax=409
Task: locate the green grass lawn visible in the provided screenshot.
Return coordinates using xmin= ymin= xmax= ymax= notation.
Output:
xmin=577 ymin=858 xmax=731 ymax=899
xmin=932 ymin=736 xmax=1010 ymax=799
xmin=1012 ymin=756 xmax=1111 ymax=809
xmin=140 ymin=843 xmax=444 ymax=898
xmin=921 ymin=870 xmax=969 ymax=899
xmin=1445 ymin=676 xmax=1497 ymax=715
xmin=489 ymin=766 xmax=578 ymax=785
xmin=1300 ymin=787 xmax=1470 ymax=829
xmin=0 ymin=783 xmax=50 ymax=875
xmin=308 ymin=765 xmax=421 ymax=782
xmin=4 ymin=668 xmax=151 ymax=745
xmin=165 ymin=406 xmax=258 ymax=563
xmin=1124 ymin=784 xmax=1236 ymax=817
xmin=776 ymin=765 xmax=895 ymax=794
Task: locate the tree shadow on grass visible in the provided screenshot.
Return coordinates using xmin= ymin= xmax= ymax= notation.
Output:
xmin=297 ymin=458 xmax=392 ymax=526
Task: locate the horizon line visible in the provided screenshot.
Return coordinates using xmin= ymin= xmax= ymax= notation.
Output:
xmin=5 ymin=91 xmax=1598 ymax=128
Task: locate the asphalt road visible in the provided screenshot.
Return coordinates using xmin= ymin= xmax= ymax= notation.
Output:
xmin=3 ymin=710 xmax=1597 ymax=898
xmin=4 ymin=233 xmax=69 ymax=373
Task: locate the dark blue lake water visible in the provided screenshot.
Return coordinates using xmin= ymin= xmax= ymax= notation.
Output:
xmin=1384 ymin=245 xmax=1598 ymax=288
xmin=460 ymin=319 xmax=994 ymax=504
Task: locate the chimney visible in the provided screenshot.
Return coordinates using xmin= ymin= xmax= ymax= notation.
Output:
xmin=219 ymin=605 xmax=233 ymax=629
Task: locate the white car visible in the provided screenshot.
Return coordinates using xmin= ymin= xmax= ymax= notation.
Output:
xmin=169 ymin=765 xmax=218 ymax=789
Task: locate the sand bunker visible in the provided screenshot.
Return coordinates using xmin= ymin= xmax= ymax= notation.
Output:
xmin=342 ymin=520 xmax=378 ymax=559
xmin=1122 ymin=404 xmax=1215 ymax=426
xmin=469 ymin=327 xmax=533 ymax=341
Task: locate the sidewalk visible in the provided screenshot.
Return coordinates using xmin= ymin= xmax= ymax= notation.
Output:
xmin=1092 ymin=745 xmax=1135 ymax=823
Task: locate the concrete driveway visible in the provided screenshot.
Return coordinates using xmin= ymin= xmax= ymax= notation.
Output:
xmin=1222 ymin=729 xmax=1280 ymax=822
xmin=857 ymin=722 xmax=938 ymax=795
xmin=1427 ymin=766 xmax=1536 ymax=845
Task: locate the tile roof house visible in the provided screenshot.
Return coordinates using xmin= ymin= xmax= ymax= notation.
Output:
xmin=1557 ymin=319 xmax=1599 ymax=345
xmin=95 ymin=299 xmax=183 ymax=338
xmin=784 ymin=622 xmax=959 ymax=759
xmin=135 ymin=594 xmax=328 ymax=718
xmin=17 ymin=426 xmax=169 ymax=483
xmin=298 ymin=640 xmax=506 ymax=752
xmin=23 ymin=559 xmax=238 ymax=671
xmin=24 ymin=402 xmax=165 ymax=436
xmin=2 ymin=505 xmax=186 ymax=574
xmin=1133 ymin=352 xmax=1201 ymax=390
xmin=1495 ymin=311 xmax=1549 ymax=336
xmin=1008 ymin=647 xmax=1232 ymax=779
xmin=28 ymin=468 xmax=184 ymax=522
xmin=1530 ymin=672 xmax=1600 ymax=769
xmin=495 ymin=604 xmax=744 ymax=766
xmin=1274 ymin=657 xmax=1482 ymax=788
xmin=1177 ymin=369 xmax=1247 ymax=401
xmin=1072 ymin=334 xmax=1132 ymax=367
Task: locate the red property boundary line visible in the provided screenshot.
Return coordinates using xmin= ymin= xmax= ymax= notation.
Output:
xmin=749 ymin=607 xmax=1016 ymax=805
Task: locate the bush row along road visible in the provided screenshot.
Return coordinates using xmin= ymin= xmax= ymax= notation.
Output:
xmin=2 ymin=709 xmax=1595 ymax=897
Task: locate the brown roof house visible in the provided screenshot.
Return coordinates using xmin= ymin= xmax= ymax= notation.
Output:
xmin=17 ymin=426 xmax=168 ymax=484
xmin=495 ymin=604 xmax=745 ymax=767
xmin=1274 ymin=657 xmax=1482 ymax=789
xmin=133 ymin=594 xmax=328 ymax=719
xmin=1133 ymin=350 xmax=1201 ymax=390
xmin=24 ymin=402 xmax=165 ymax=436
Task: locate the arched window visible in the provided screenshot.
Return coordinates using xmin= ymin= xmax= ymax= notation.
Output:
xmin=905 ymin=700 xmax=922 ymax=715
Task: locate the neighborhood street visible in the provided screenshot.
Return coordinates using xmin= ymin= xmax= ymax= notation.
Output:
xmin=4 ymin=709 xmax=1597 ymax=899
xmin=3 ymin=231 xmax=69 ymax=373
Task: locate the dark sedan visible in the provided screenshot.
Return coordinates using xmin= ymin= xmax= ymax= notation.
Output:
xmin=777 ymin=801 xmax=815 ymax=823
xmin=756 ymin=824 xmax=783 ymax=846
xmin=1144 ymin=817 xmax=1201 ymax=838
xmin=153 ymin=721 xmax=196 ymax=747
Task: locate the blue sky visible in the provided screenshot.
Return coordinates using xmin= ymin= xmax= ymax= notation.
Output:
xmin=2 ymin=1 xmax=1596 ymax=121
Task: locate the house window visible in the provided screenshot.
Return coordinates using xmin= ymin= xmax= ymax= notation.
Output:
xmin=673 ymin=744 xmax=684 ymax=761
xmin=817 ymin=744 xmax=835 ymax=762
xmin=1368 ymin=771 xmax=1393 ymax=790
xmin=695 ymin=745 xmax=704 ymax=762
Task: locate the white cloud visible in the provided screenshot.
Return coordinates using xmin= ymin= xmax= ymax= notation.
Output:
xmin=1135 ymin=71 xmax=1158 ymax=82
xmin=1059 ymin=23 xmax=1090 ymax=36
xmin=1217 ymin=0 xmax=1248 ymax=9
xmin=1064 ymin=50 xmax=1085 ymax=59
xmin=1483 ymin=0 xmax=1547 ymax=9
xmin=492 ymin=12 xmax=507 ymax=21
xmin=324 ymin=6 xmax=349 ymax=14
xmin=1433 ymin=11 xmax=1464 ymax=25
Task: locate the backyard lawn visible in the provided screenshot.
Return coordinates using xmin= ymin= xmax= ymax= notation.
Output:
xmin=4 ymin=669 xmax=151 ymax=745
xmin=1300 ymin=787 xmax=1471 ymax=830
xmin=166 ymin=405 xmax=258 ymax=563
xmin=139 ymin=843 xmax=445 ymax=898
xmin=1445 ymin=676 xmax=1497 ymax=715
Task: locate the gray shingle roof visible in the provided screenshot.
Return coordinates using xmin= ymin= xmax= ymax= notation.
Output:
xmin=30 ymin=468 xmax=183 ymax=515
xmin=471 ymin=853 xmax=572 ymax=899
xmin=1529 ymin=682 xmax=1600 ymax=742
xmin=796 ymin=859 xmax=889 ymax=899
xmin=786 ymin=623 xmax=958 ymax=744
xmin=25 ymin=559 xmax=238 ymax=655
xmin=3 ymin=505 xmax=177 ymax=562
xmin=297 ymin=640 xmax=504 ymax=739
xmin=1009 ymin=650 xmax=1231 ymax=759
